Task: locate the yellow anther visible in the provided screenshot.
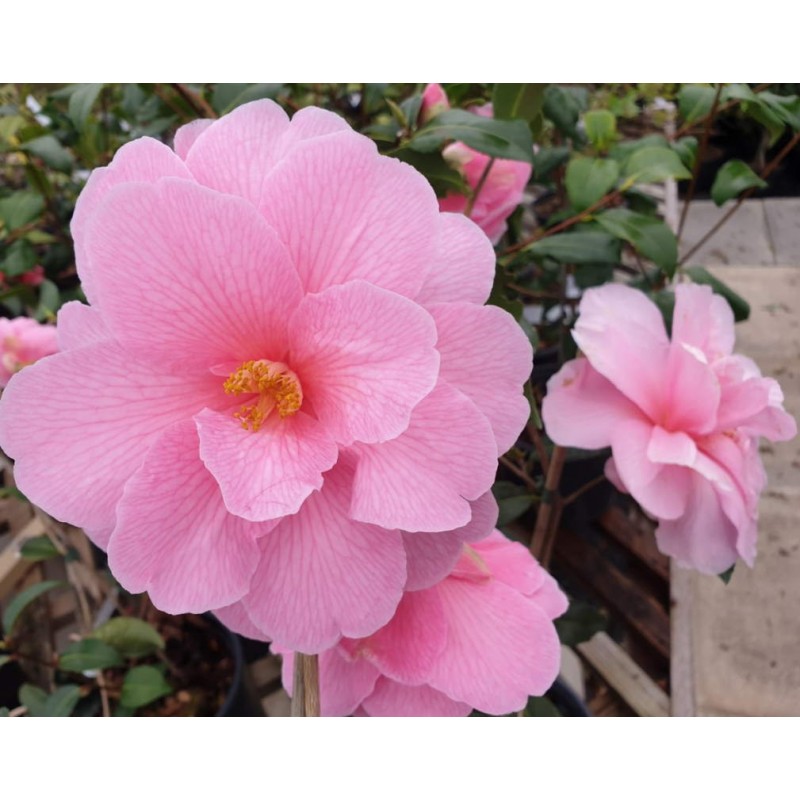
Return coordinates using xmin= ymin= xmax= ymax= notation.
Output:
xmin=223 ymin=360 xmax=303 ymax=432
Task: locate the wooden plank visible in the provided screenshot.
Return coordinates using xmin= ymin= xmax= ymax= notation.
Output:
xmin=556 ymin=527 xmax=671 ymax=659
xmin=598 ymin=505 xmax=670 ymax=582
xmin=670 ymin=561 xmax=697 ymax=717
xmin=577 ymin=632 xmax=670 ymax=717
xmin=0 ymin=517 xmax=47 ymax=597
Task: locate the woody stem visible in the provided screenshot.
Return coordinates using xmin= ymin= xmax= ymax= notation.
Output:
xmin=291 ymin=652 xmax=321 ymax=717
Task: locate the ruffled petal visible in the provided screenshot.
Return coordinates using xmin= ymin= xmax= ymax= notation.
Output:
xmin=56 ymin=301 xmax=110 ymax=350
xmin=213 ymin=602 xmax=269 ymax=642
xmin=173 ymin=119 xmax=213 ymax=160
xmin=672 ymin=283 xmax=735 ymax=362
xmin=361 ymin=677 xmax=471 ymax=717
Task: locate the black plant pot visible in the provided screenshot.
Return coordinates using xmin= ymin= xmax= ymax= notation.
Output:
xmin=211 ymin=616 xmax=264 ymax=717
xmin=546 ymin=677 xmax=590 ymax=717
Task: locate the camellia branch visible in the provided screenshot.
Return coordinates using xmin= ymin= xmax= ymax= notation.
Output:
xmin=530 ymin=445 xmax=566 ymax=561
xmin=465 ymin=157 xmax=495 ymax=218
xmin=170 ymin=84 xmax=218 ymax=119
xmin=671 ymin=83 xmax=771 ymax=140
xmin=291 ymin=652 xmax=321 ymax=716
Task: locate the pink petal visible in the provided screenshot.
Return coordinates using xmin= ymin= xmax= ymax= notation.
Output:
xmin=660 ymin=343 xmax=720 ymax=435
xmin=71 ymin=138 xmax=192 ymax=303
xmin=573 ymin=284 xmax=670 ymax=420
xmin=185 ymin=101 xmax=348 ymax=205
xmin=427 ymin=577 xmax=561 ymax=715
xmin=350 ymin=383 xmax=498 ymax=532
xmin=242 ymin=462 xmax=406 ymax=653
xmin=258 ymin=131 xmax=440 ymax=297
xmin=195 ymin=408 xmax=339 ymax=522
xmin=647 ymin=426 xmax=698 ymax=466
xmin=542 ymin=358 xmax=644 ymax=450
xmin=213 ymin=602 xmax=269 ymax=642
xmin=655 ymin=472 xmax=740 ymax=573
xmin=361 ymin=677 xmax=471 ymax=717
xmin=83 ymin=527 xmax=112 ymax=550
xmin=86 ymin=179 xmax=303 ymax=372
xmin=414 ymin=213 xmax=495 ymax=307
xmin=289 ymin=280 xmax=439 ymax=445
xmin=173 ymin=119 xmax=213 ymax=160
xmin=108 ymin=420 xmax=270 ymax=613
xmin=529 ymin=572 xmax=570 ymax=620
xmin=281 ymin=648 xmax=380 ymax=717
xmin=403 ymin=492 xmax=498 ymax=591
xmin=672 ymin=283 xmax=735 ymax=361
xmin=429 ymin=302 xmax=532 ymax=454
xmin=56 ymin=301 xmax=109 ymax=350
xmin=610 ymin=419 xmax=692 ymax=521
xmin=0 ymin=342 xmax=223 ymax=531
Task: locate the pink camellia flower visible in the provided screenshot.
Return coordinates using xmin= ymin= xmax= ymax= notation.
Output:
xmin=420 ymin=84 xmax=532 ymax=244
xmin=276 ymin=530 xmax=567 ymax=716
xmin=18 ymin=265 xmax=45 ymax=287
xmin=542 ymin=283 xmax=796 ymax=574
xmin=0 ymin=100 xmax=533 ymax=653
xmin=0 ymin=316 xmax=58 ymax=387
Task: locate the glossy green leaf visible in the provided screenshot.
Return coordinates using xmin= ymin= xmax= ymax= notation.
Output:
xmin=583 ymin=110 xmax=617 ymax=152
xmin=492 ymin=481 xmax=535 ymax=526
xmin=492 ymin=84 xmax=546 ymax=131
xmin=409 ymin=110 xmax=533 ymax=163
xmin=711 ymin=159 xmax=767 ymax=206
xmin=68 ymin=84 xmax=103 ymax=132
xmin=35 ymin=279 xmax=60 ymax=321
xmin=565 ymin=157 xmax=620 ymax=211
xmin=1 ymin=240 xmax=36 ymax=277
xmin=531 ymin=146 xmax=570 ymax=181
xmin=678 ymin=84 xmax=716 ymax=123
xmin=43 ymin=684 xmax=81 ymax=717
xmin=19 ymin=534 xmax=60 ymax=562
xmin=526 ymin=231 xmax=621 ymax=265
xmin=742 ymin=94 xmax=786 ymax=145
xmin=392 ymin=149 xmax=468 ymax=198
xmin=91 ymin=617 xmax=164 ymax=659
xmin=684 ymin=266 xmax=750 ymax=322
xmin=20 ymin=136 xmax=74 ymax=172
xmin=542 ymin=86 xmax=587 ymax=139
xmin=671 ymin=136 xmax=698 ymax=170
xmin=211 ymin=84 xmax=282 ymax=115
xmin=2 ymin=580 xmax=64 ymax=635
xmin=574 ymin=262 xmax=614 ymax=289
xmin=119 ymin=665 xmax=172 ymax=710
xmin=554 ymin=600 xmax=606 ymax=646
xmin=522 ymin=695 xmax=562 ymax=716
xmin=608 ymin=134 xmax=667 ymax=164
xmin=0 ymin=190 xmax=44 ymax=231
xmin=19 ymin=684 xmax=47 ymax=716
xmin=596 ymin=208 xmax=678 ymax=276
xmin=624 ymin=147 xmax=692 ymax=184
xmin=59 ymin=638 xmax=124 ymax=672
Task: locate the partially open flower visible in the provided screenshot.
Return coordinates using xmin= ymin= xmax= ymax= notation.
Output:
xmin=277 ymin=530 xmax=567 ymax=716
xmin=0 ymin=100 xmax=532 ymax=652
xmin=0 ymin=316 xmax=58 ymax=387
xmin=542 ymin=283 xmax=797 ymax=574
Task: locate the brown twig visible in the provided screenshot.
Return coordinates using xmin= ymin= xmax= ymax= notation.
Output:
xmin=672 ymin=83 xmax=771 ymax=140
xmin=499 ymin=455 xmax=538 ymax=494
xmin=561 ymin=473 xmax=608 ymax=507
xmin=530 ymin=445 xmax=566 ymax=560
xmin=680 ymin=128 xmax=800 ymax=265
xmin=291 ymin=652 xmax=320 ymax=716
xmin=526 ymin=420 xmax=550 ymax=475
xmin=465 ymin=157 xmax=495 ymax=218
xmin=170 ymin=84 xmax=217 ymax=119
xmin=677 ymin=84 xmax=722 ymax=241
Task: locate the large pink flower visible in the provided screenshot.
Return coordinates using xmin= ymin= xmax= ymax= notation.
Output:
xmin=277 ymin=530 xmax=567 ymax=716
xmin=0 ymin=316 xmax=58 ymax=387
xmin=0 ymin=100 xmax=533 ymax=653
xmin=542 ymin=283 xmax=796 ymax=574
xmin=420 ymin=84 xmax=532 ymax=244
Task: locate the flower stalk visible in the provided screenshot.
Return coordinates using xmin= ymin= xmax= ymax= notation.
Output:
xmin=291 ymin=652 xmax=321 ymax=717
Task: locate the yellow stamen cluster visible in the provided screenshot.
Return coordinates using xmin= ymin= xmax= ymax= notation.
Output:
xmin=223 ymin=360 xmax=303 ymax=432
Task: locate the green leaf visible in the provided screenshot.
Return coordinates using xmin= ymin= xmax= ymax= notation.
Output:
xmin=67 ymin=84 xmax=103 ymax=132
xmin=623 ymin=146 xmax=692 ymax=184
xmin=684 ymin=266 xmax=750 ymax=322
xmin=20 ymin=136 xmax=74 ymax=172
xmin=554 ymin=600 xmax=607 ymax=646
xmin=211 ymin=84 xmax=282 ymax=115
xmin=492 ymin=84 xmax=546 ymax=131
xmin=526 ymin=231 xmax=620 ymax=265
xmin=2 ymin=580 xmax=64 ymax=635
xmin=1 ymin=240 xmax=36 ymax=277
xmin=531 ymin=146 xmax=570 ymax=181
xmin=742 ymin=94 xmax=786 ymax=145
xmin=671 ymin=136 xmax=698 ymax=170
xmin=0 ymin=190 xmax=44 ymax=231
xmin=492 ymin=481 xmax=535 ymax=526
xmin=119 ymin=665 xmax=172 ymax=710
xmin=35 ymin=279 xmax=60 ymax=321
xmin=91 ymin=617 xmax=164 ymax=659
xmin=488 ymin=263 xmax=523 ymax=320
xmin=596 ymin=208 xmax=678 ymax=276
xmin=0 ymin=707 xmax=9 ymax=717
xmin=583 ymin=110 xmax=617 ymax=152
xmin=608 ymin=134 xmax=668 ymax=164
xmin=522 ymin=695 xmax=562 ymax=717
xmin=574 ymin=262 xmax=614 ymax=289
xmin=43 ymin=684 xmax=81 ymax=717
xmin=392 ymin=149 xmax=469 ymax=198
xmin=678 ymin=84 xmax=716 ymax=124
xmin=19 ymin=534 xmax=60 ymax=562
xmin=19 ymin=684 xmax=47 ymax=716
xmin=710 ymin=159 xmax=767 ymax=206
xmin=542 ymin=85 xmax=586 ymax=139
xmin=718 ymin=565 xmax=735 ymax=584
xmin=409 ymin=110 xmax=533 ymax=163
xmin=59 ymin=638 xmax=124 ymax=672
xmin=565 ymin=157 xmax=620 ymax=211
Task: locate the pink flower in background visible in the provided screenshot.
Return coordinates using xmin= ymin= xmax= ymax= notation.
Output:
xmin=18 ymin=265 xmax=45 ymax=287
xmin=0 ymin=100 xmax=533 ymax=653
xmin=277 ymin=531 xmax=567 ymax=716
xmin=420 ymin=84 xmax=532 ymax=244
xmin=542 ymin=283 xmax=797 ymax=574
xmin=0 ymin=317 xmax=58 ymax=387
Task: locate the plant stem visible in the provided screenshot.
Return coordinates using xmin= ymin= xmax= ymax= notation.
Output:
xmin=677 ymin=84 xmax=722 ymax=242
xmin=170 ymin=84 xmax=217 ymax=119
xmin=561 ymin=473 xmax=608 ymax=507
xmin=465 ymin=157 xmax=495 ymax=218
xmin=291 ymin=652 xmax=320 ymax=717
xmin=530 ymin=445 xmax=566 ymax=560
xmin=671 ymin=83 xmax=771 ymax=140
xmin=499 ymin=455 xmax=538 ymax=494
xmin=679 ymin=128 xmax=800 ymax=265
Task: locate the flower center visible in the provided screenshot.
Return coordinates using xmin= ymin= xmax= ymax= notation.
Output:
xmin=223 ymin=360 xmax=303 ymax=432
